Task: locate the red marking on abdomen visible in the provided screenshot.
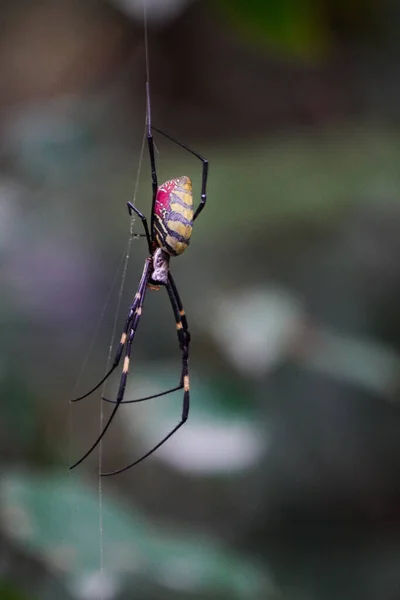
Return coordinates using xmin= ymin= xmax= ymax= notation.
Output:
xmin=155 ymin=181 xmax=175 ymax=220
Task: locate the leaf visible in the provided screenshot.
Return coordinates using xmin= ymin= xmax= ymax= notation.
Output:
xmin=0 ymin=582 xmax=31 ymax=600
xmin=215 ymin=0 xmax=327 ymax=59
xmin=117 ymin=367 xmax=267 ymax=473
xmin=1 ymin=470 xmax=273 ymax=598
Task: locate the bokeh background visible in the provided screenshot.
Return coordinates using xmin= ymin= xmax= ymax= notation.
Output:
xmin=2 ymin=0 xmax=400 ymax=598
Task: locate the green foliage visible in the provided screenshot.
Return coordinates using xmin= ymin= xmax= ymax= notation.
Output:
xmin=215 ymin=0 xmax=376 ymax=60
xmin=166 ymin=125 xmax=400 ymax=242
xmin=0 ymin=582 xmax=31 ymax=600
xmin=215 ymin=0 xmax=327 ymax=59
xmin=1 ymin=471 xmax=272 ymax=598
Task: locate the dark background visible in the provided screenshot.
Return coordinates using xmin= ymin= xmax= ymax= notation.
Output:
xmin=1 ymin=1 xmax=400 ymax=599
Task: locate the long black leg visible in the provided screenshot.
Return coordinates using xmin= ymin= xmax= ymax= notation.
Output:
xmin=145 ymin=81 xmax=208 ymax=226
xmin=166 ymin=272 xmax=190 ymax=390
xmin=145 ymin=82 xmax=158 ymax=233
xmin=127 ymin=202 xmax=152 ymax=252
xmin=102 ymin=385 xmax=182 ymax=405
xmin=70 ymin=304 xmax=136 ymax=404
xmin=100 ymin=273 xmax=190 ymax=476
xmin=102 ymin=272 xmax=190 ymax=405
xmin=151 ymin=126 xmax=208 ymax=221
xmin=70 ymin=204 xmax=151 ymax=404
xmin=69 ymin=259 xmax=151 ymax=470
xmin=168 ymin=272 xmax=189 ymax=331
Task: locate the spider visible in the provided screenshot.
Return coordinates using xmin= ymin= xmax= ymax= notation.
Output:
xmin=69 ymin=85 xmax=208 ymax=476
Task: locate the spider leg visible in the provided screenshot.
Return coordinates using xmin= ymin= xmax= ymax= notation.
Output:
xmin=69 ymin=258 xmax=151 ymax=470
xmin=100 ymin=272 xmax=190 ymax=476
xmin=102 ymin=385 xmax=182 ymax=405
xmin=167 ymin=271 xmax=190 ymax=392
xmin=145 ymin=82 xmax=208 ymax=225
xmin=151 ymin=126 xmax=208 ymax=221
xmin=145 ymin=82 xmax=158 ymax=233
xmin=70 ymin=308 xmax=134 ymax=404
xmin=102 ymin=272 xmax=190 ymax=405
xmin=70 ymin=207 xmax=151 ymax=404
xmin=127 ymin=202 xmax=152 ymax=252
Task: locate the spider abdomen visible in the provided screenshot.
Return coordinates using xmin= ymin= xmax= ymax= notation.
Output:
xmin=153 ymin=176 xmax=193 ymax=256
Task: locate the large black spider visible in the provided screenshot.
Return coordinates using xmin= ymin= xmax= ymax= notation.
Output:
xmin=70 ymin=85 xmax=208 ymax=476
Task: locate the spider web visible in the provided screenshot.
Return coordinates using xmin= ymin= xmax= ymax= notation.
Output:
xmin=66 ymin=123 xmax=147 ymax=590
xmin=67 ymin=2 xmax=151 ymax=595
xmin=98 ymin=124 xmax=147 ymax=592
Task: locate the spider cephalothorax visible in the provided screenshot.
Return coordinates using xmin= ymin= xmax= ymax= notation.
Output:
xmin=150 ymin=247 xmax=170 ymax=286
xmin=70 ymin=85 xmax=208 ymax=476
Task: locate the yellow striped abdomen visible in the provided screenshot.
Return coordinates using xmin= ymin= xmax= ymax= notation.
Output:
xmin=153 ymin=176 xmax=193 ymax=256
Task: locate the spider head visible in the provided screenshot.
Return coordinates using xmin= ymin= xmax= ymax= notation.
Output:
xmin=153 ymin=176 xmax=194 ymax=256
xmin=150 ymin=247 xmax=170 ymax=285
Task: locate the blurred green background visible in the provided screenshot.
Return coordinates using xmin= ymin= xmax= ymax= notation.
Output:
xmin=1 ymin=0 xmax=400 ymax=598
